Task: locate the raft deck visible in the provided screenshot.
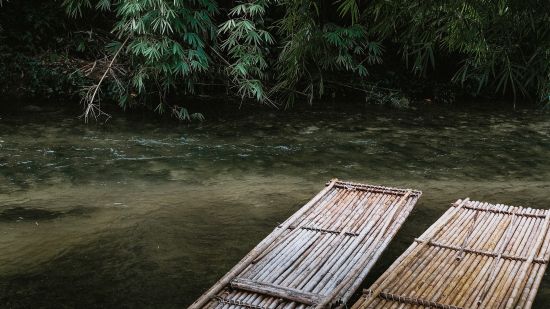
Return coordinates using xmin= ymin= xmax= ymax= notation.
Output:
xmin=190 ymin=179 xmax=421 ymax=309
xmin=353 ymin=198 xmax=550 ymax=309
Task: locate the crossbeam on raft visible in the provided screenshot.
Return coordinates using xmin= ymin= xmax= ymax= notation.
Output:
xmin=414 ymin=238 xmax=549 ymax=264
xmin=286 ymin=225 xmax=360 ymax=237
xmin=189 ymin=179 xmax=422 ymax=309
xmin=362 ymin=289 xmax=464 ymax=309
xmin=353 ymin=199 xmax=550 ymax=309
xmin=452 ymin=202 xmax=547 ymax=218
xmin=230 ymin=278 xmax=324 ymax=305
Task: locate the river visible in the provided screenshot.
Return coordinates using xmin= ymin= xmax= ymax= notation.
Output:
xmin=0 ymin=105 xmax=549 ymax=308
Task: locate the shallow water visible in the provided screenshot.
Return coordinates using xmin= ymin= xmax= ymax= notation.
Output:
xmin=0 ymin=105 xmax=549 ymax=308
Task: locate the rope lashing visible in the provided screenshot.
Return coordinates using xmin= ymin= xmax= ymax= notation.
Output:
xmin=215 ymin=295 xmax=277 ymax=309
xmin=364 ymin=290 xmax=464 ymax=309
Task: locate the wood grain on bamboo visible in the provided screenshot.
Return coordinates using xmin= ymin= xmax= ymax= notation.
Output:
xmin=352 ymin=199 xmax=550 ymax=309
xmin=190 ymin=180 xmax=422 ymax=309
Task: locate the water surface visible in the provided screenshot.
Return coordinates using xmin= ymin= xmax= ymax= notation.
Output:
xmin=0 ymin=105 xmax=549 ymax=308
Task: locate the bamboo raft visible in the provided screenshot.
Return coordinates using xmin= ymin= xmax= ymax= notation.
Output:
xmin=190 ymin=179 xmax=422 ymax=309
xmin=353 ymin=198 xmax=550 ymax=309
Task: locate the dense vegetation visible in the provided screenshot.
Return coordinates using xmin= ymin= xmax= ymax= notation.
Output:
xmin=1 ymin=0 xmax=549 ymax=120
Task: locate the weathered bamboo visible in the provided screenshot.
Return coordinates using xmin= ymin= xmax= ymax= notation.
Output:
xmin=359 ymin=198 xmax=470 ymax=307
xmin=332 ymin=197 xmax=407 ymax=300
xmin=282 ymin=191 xmax=391 ymax=308
xmin=189 ymin=179 xmax=339 ymax=309
xmin=396 ymin=204 xmax=485 ymax=307
xmin=504 ymin=210 xmax=550 ymax=309
xmin=524 ymin=222 xmax=550 ymax=307
xmin=352 ymin=200 xmax=550 ymax=309
xmin=300 ymin=194 xmax=392 ymax=292
xmin=287 ymin=193 xmax=388 ymax=290
xmin=362 ymin=290 xmax=464 ymax=309
xmin=484 ymin=208 xmax=538 ymax=308
xmin=230 ymin=278 xmax=323 ymax=305
xmin=436 ymin=206 xmax=510 ymax=308
xmin=191 ymin=180 xmax=421 ymax=309
xmin=250 ymin=188 xmax=342 ymax=266
xmin=456 ymin=207 xmax=481 ymax=260
xmin=487 ymin=208 xmax=537 ymax=308
xmin=476 ymin=210 xmax=518 ymax=306
xmin=435 ymin=204 xmax=508 ymax=306
xmin=314 ymin=191 xmax=413 ymax=308
xmin=524 ymin=225 xmax=550 ymax=308
xmin=464 ymin=208 xmax=531 ymax=308
xmin=247 ymin=191 xmax=344 ymax=281
xmin=351 ymin=200 xmax=467 ymax=309
xmin=339 ymin=197 xmax=417 ymax=304
xmin=434 ymin=205 xmax=524 ymax=304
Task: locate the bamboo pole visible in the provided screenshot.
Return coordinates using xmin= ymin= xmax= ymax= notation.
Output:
xmin=299 ymin=193 xmax=391 ymax=291
xmin=523 ymin=209 xmax=550 ymax=307
xmin=357 ymin=198 xmax=470 ymax=308
xmin=250 ymin=188 xmax=341 ymax=267
xmin=434 ymin=205 xmax=507 ymax=307
xmin=339 ymin=195 xmax=419 ymax=304
xmin=356 ymin=201 xmax=475 ymax=309
xmin=245 ymin=191 xmax=359 ymax=309
xmin=486 ymin=208 xmax=539 ymax=308
xmin=517 ymin=209 xmax=549 ymax=307
xmin=351 ymin=200 xmax=462 ymax=309
xmin=504 ymin=210 xmax=550 ymax=309
xmin=189 ymin=179 xmax=339 ymax=309
xmin=300 ymin=193 xmax=392 ymax=292
xmin=198 ymin=181 xmax=421 ymax=309
xmin=230 ymin=278 xmax=323 ymax=305
xmin=395 ymin=204 xmax=485 ymax=307
xmin=314 ymin=191 xmax=413 ymax=308
xmin=353 ymin=201 xmax=550 ymax=309
xmin=244 ymin=187 xmax=361 ymax=308
xmin=475 ymin=210 xmax=518 ymax=306
xmin=453 ymin=206 xmax=524 ymax=307
xmin=418 ymin=205 xmax=513 ymax=308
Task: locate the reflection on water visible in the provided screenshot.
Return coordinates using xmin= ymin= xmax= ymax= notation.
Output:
xmin=0 ymin=106 xmax=549 ymax=308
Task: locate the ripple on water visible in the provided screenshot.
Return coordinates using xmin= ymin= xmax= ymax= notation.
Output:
xmin=0 ymin=107 xmax=549 ymax=307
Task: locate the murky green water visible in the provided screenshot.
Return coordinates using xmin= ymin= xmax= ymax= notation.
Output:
xmin=0 ymin=105 xmax=549 ymax=308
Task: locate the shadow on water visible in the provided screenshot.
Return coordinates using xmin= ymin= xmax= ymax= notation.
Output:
xmin=0 ymin=206 xmax=94 ymax=222
xmin=0 ymin=104 xmax=549 ymax=308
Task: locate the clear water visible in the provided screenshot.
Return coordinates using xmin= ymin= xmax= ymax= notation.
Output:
xmin=0 ymin=105 xmax=549 ymax=308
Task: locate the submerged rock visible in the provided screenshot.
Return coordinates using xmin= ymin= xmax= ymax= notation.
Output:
xmin=0 ymin=206 xmax=94 ymax=222
xmin=299 ymin=125 xmax=320 ymax=134
xmin=0 ymin=207 xmax=61 ymax=221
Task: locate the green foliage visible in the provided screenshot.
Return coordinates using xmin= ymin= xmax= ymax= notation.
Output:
xmin=360 ymin=0 xmax=550 ymax=103
xmin=1 ymin=0 xmax=550 ymax=118
xmin=219 ymin=0 xmax=274 ymax=104
xmin=274 ymin=0 xmax=377 ymax=106
xmin=0 ymin=1 xmax=87 ymax=101
xmin=62 ymin=0 xmax=218 ymax=118
xmin=0 ymin=53 xmax=85 ymax=100
xmin=336 ymin=0 xmax=359 ymax=24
